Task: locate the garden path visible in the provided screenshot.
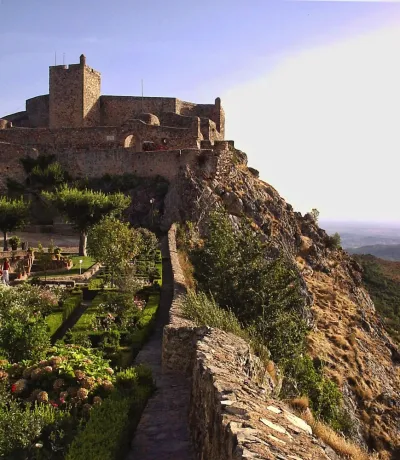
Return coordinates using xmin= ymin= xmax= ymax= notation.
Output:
xmin=126 ymin=237 xmax=194 ymax=460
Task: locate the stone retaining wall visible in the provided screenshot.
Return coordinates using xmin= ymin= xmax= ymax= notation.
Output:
xmin=162 ymin=224 xmax=339 ymax=460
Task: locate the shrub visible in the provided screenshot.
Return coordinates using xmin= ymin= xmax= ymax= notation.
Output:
xmin=0 ymin=381 xmax=72 ymax=458
xmin=8 ymin=235 xmax=21 ymax=249
xmin=63 ymin=291 xmax=83 ymax=322
xmin=190 ymin=211 xmax=308 ymax=364
xmin=65 ymin=376 xmax=153 ymax=460
xmin=282 ymin=355 xmax=350 ymax=431
xmin=0 ymin=317 xmax=50 ymax=362
xmin=326 ymin=232 xmax=342 ymax=250
xmin=181 ymin=290 xmax=269 ymax=363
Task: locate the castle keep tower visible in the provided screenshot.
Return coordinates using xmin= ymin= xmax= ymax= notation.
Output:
xmin=49 ymin=54 xmax=101 ymax=128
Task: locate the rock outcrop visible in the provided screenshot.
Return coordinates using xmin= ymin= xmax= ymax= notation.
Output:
xmin=162 ymin=146 xmax=400 ymax=458
xmin=163 ymin=225 xmax=341 ymax=460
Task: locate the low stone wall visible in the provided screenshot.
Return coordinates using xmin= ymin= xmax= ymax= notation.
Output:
xmin=162 ymin=224 xmax=339 ymax=460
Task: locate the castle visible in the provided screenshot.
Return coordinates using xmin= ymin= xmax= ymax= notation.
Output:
xmin=0 ymin=54 xmax=225 ymax=151
xmin=0 ymin=55 xmax=233 ymax=190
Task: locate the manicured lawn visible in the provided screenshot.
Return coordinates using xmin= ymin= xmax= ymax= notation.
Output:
xmin=37 ymin=255 xmax=96 ymax=278
xmin=72 ymin=292 xmax=106 ymax=333
xmin=46 ymin=311 xmax=63 ymax=336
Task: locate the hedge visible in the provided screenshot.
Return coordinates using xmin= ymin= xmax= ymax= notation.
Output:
xmin=65 ymin=366 xmax=153 ymax=460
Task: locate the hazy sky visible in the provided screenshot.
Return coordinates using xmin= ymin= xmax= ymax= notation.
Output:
xmin=1 ymin=0 xmax=400 ymax=222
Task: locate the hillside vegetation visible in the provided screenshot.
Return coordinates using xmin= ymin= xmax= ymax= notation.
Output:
xmin=353 ymin=254 xmax=400 ymax=344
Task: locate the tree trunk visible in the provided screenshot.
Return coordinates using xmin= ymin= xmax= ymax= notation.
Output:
xmin=79 ymin=231 xmax=87 ymax=256
xmin=3 ymin=231 xmax=7 ymax=251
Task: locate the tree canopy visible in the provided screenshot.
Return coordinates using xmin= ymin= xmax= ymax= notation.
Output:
xmin=42 ymin=186 xmax=131 ymax=255
xmin=0 ymin=197 xmax=30 ymax=250
xmin=87 ymin=216 xmax=142 ymax=283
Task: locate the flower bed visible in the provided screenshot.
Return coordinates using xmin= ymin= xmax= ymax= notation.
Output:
xmin=0 ymin=347 xmax=153 ymax=458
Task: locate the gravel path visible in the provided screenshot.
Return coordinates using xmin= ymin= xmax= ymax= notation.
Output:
xmin=126 ymin=241 xmax=194 ymax=460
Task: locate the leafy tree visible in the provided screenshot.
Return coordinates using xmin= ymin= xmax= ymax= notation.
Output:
xmin=310 ymin=208 xmax=320 ymax=223
xmin=136 ymin=228 xmax=158 ymax=257
xmin=87 ymin=216 xmax=141 ymax=285
xmin=42 ymin=186 xmax=131 ymax=255
xmin=191 ymin=211 xmax=308 ymax=364
xmin=0 ymin=197 xmax=30 ymax=250
xmin=326 ymin=232 xmax=342 ymax=250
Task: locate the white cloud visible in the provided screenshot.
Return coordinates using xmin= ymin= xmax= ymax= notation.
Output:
xmin=222 ymin=24 xmax=400 ymax=221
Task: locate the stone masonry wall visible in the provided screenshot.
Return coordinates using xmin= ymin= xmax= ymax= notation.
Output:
xmin=49 ymin=65 xmax=84 ymax=128
xmin=100 ymin=96 xmax=177 ymax=126
xmin=0 ymin=142 xmax=35 ymax=192
xmin=83 ymin=66 xmax=101 ymax=127
xmin=26 ymin=95 xmax=49 ymax=128
xmin=162 ymin=224 xmax=340 ymax=460
xmin=0 ymin=121 xmax=200 ymax=151
xmin=55 ymin=148 xmax=209 ymax=183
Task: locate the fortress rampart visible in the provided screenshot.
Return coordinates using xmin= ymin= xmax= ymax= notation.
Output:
xmin=1 ymin=54 xmax=225 ymax=171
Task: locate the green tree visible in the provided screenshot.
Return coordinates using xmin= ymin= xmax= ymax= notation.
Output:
xmin=42 ymin=186 xmax=131 ymax=255
xmin=310 ymin=208 xmax=320 ymax=223
xmin=136 ymin=228 xmax=158 ymax=257
xmin=191 ymin=211 xmax=308 ymax=364
xmin=87 ymin=216 xmax=141 ymax=285
xmin=327 ymin=232 xmax=342 ymax=249
xmin=0 ymin=197 xmax=30 ymax=250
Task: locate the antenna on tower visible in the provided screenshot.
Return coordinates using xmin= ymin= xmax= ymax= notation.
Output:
xmin=141 ymin=79 xmax=144 ymax=111
xmin=54 ymin=51 xmax=57 ymax=66
xmin=63 ymin=53 xmax=65 ymax=65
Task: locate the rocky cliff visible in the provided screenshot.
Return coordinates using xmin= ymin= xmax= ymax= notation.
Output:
xmin=161 ymin=146 xmax=400 ymax=459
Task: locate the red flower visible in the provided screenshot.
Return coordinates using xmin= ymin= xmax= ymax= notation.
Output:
xmin=11 ymin=384 xmax=16 ymax=393
xmin=50 ymin=401 xmax=58 ymax=407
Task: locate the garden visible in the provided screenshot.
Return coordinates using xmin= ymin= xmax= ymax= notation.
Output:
xmin=0 ymin=185 xmax=163 ymax=459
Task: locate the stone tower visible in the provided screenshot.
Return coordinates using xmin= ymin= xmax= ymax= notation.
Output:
xmin=49 ymin=54 xmax=101 ymax=128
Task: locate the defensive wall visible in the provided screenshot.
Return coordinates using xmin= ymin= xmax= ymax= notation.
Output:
xmin=0 ymin=118 xmax=202 ymax=151
xmin=2 ymin=55 xmax=225 ymax=139
xmin=161 ymin=225 xmax=340 ymax=460
xmin=0 ymin=140 xmax=231 ymax=193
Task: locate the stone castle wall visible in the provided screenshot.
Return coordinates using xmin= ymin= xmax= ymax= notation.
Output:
xmin=0 ymin=143 xmax=219 ymax=193
xmin=83 ymin=66 xmax=101 ymax=127
xmin=162 ymin=224 xmax=337 ymax=460
xmin=49 ymin=65 xmax=84 ymax=128
xmin=0 ymin=142 xmax=34 ymax=191
xmin=26 ymin=95 xmax=49 ymax=128
xmin=100 ymin=96 xmax=177 ymax=126
xmin=0 ymin=119 xmax=201 ymax=151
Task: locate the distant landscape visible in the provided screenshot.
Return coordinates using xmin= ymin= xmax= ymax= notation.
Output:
xmin=320 ymin=220 xmax=400 ymax=260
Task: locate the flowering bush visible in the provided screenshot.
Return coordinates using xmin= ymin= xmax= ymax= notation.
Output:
xmin=0 ymin=284 xmax=62 ymax=323
xmin=95 ymin=292 xmax=141 ymax=331
xmin=0 ymin=344 xmax=115 ymax=410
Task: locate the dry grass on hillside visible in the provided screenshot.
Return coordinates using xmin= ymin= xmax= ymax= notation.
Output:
xmin=289 ymin=406 xmax=374 ymax=460
xmin=303 ymin=266 xmax=400 ymax=456
xmin=177 ymin=250 xmax=196 ymax=290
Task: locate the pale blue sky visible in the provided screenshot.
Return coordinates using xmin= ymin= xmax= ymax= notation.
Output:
xmin=1 ymin=0 xmax=400 ymax=221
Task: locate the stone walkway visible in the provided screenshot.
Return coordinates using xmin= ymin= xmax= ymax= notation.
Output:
xmin=126 ymin=246 xmax=194 ymax=460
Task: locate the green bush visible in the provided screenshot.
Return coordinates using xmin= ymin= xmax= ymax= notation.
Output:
xmin=181 ymin=290 xmax=269 ymax=363
xmin=283 ymin=356 xmax=349 ymax=430
xmin=190 ymin=211 xmax=308 ymax=364
xmin=127 ymin=294 xmax=159 ymax=361
xmin=0 ymin=382 xmax=72 ymax=459
xmin=63 ymin=291 xmax=83 ymax=321
xmin=65 ymin=375 xmax=153 ymax=460
xmin=0 ymin=317 xmax=50 ymax=362
xmin=326 ymin=232 xmax=342 ymax=249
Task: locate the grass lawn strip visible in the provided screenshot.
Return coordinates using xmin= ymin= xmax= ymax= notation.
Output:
xmin=37 ymin=255 xmax=96 ymax=278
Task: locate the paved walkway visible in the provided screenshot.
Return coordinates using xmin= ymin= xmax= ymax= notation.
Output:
xmin=126 ymin=243 xmax=194 ymax=460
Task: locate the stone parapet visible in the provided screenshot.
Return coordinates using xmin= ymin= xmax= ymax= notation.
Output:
xmin=162 ymin=224 xmax=339 ymax=460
